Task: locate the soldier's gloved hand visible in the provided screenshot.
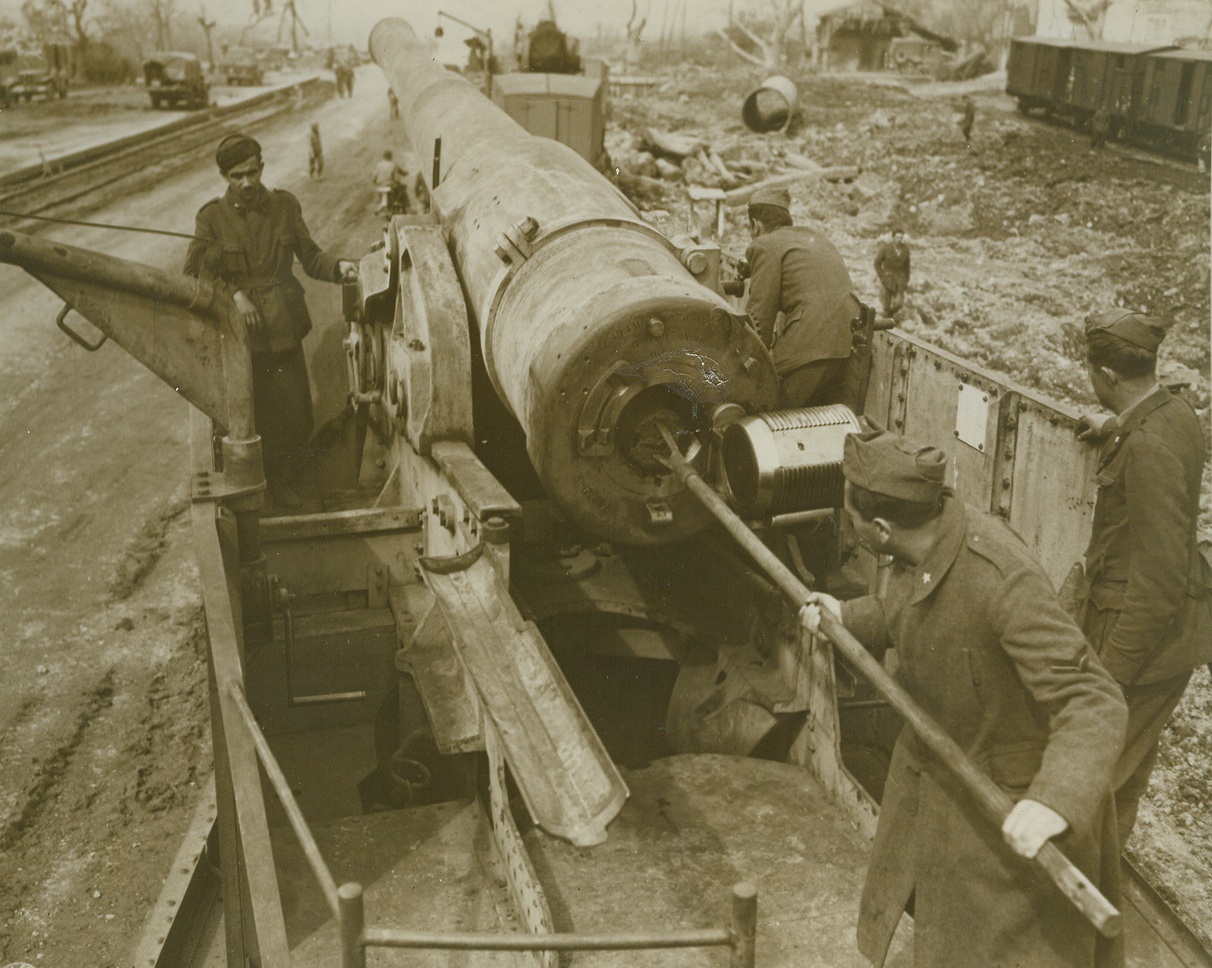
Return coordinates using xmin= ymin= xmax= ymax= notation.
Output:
xmin=1002 ymin=798 xmax=1069 ymax=859
xmin=1075 ymin=413 xmax=1116 ymax=443
xmin=232 ymin=290 xmax=262 ymax=336
xmin=337 ymin=259 xmax=359 ymax=282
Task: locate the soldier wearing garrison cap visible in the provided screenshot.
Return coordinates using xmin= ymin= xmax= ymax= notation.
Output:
xmin=743 ymin=185 xmax=860 ymax=409
xmin=1072 ymin=308 xmax=1211 ymax=844
xmin=185 ymin=133 xmax=358 ymax=509
xmin=806 ymin=430 xmax=1127 ymax=968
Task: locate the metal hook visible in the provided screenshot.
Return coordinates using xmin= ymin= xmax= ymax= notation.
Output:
xmin=55 ymin=303 xmax=108 ymax=351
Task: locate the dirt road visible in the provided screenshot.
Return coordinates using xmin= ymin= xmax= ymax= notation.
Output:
xmin=0 ymin=66 xmax=402 ymax=966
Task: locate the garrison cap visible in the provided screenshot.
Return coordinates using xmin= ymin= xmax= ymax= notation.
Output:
xmin=1084 ymin=308 xmax=1166 ymax=354
xmin=843 ymin=430 xmax=948 ymax=503
xmin=749 ymin=186 xmax=791 ymax=211
xmin=215 ymin=133 xmax=262 ymax=173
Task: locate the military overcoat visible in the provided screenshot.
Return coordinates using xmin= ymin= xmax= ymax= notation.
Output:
xmin=874 ymin=240 xmax=910 ymax=293
xmin=184 ymin=185 xmax=342 ymax=355
xmin=1079 ymin=385 xmax=1212 ymax=684
xmin=744 ymin=225 xmax=857 ymax=376
xmin=841 ymin=499 xmax=1127 ymax=968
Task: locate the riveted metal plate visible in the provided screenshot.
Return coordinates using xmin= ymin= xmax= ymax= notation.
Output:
xmin=955 ymin=382 xmax=991 ymax=453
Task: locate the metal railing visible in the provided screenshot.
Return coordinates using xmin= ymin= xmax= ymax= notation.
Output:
xmin=220 ymin=616 xmax=758 ymax=968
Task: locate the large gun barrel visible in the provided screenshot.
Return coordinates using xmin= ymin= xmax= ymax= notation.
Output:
xmin=369 ymin=18 xmax=777 ymax=545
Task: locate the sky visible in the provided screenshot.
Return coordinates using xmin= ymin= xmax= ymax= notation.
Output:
xmin=0 ymin=0 xmax=738 ymax=51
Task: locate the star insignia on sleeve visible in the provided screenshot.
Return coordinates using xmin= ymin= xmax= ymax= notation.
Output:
xmin=922 ymin=572 xmax=931 ymax=584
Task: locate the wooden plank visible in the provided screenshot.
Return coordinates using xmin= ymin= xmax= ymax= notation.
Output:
xmin=259 ymin=505 xmax=421 ymax=543
xmin=193 ymin=503 xmax=292 ymax=967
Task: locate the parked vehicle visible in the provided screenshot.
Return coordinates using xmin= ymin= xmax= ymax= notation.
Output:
xmin=221 ymin=48 xmax=264 ymax=86
xmin=1007 ymin=37 xmax=1212 ymax=158
xmin=0 ymin=42 xmax=71 ymax=105
xmin=143 ymin=51 xmax=209 ymax=110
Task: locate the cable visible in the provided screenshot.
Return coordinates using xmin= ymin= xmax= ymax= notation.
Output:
xmin=0 ymin=208 xmax=200 ymax=241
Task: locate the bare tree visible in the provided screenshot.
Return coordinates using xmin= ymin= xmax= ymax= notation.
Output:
xmin=22 ymin=0 xmax=91 ymax=51
xmin=715 ymin=0 xmax=805 ymax=70
xmin=276 ymin=0 xmax=307 ymax=52
xmin=623 ymin=0 xmax=647 ymax=70
xmin=197 ymin=3 xmax=214 ymax=66
xmin=1060 ymin=0 xmax=1113 ymax=40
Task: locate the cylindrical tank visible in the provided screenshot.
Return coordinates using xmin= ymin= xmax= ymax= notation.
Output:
xmin=369 ymin=18 xmax=777 ymax=545
xmin=741 ymin=76 xmax=798 ymax=133
xmin=722 ymin=405 xmax=860 ymax=514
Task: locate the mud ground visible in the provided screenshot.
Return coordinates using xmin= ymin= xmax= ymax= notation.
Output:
xmin=0 ymin=54 xmax=1208 ymax=966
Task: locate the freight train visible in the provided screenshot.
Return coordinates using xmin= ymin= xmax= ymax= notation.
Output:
xmin=1006 ymin=36 xmax=1212 ymax=158
xmin=1 ymin=16 xmax=1209 ymax=968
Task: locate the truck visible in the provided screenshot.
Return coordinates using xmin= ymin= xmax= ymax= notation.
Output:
xmin=221 ymin=47 xmax=265 ymax=86
xmin=143 ymin=51 xmax=210 ymax=109
xmin=0 ymin=15 xmax=1207 ymax=968
xmin=0 ymin=41 xmax=70 ymax=105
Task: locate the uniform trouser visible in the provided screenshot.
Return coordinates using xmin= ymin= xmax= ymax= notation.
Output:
xmin=1081 ymin=596 xmax=1196 ymax=843
xmin=778 ymin=358 xmax=850 ymax=410
xmin=879 ymin=283 xmax=904 ymax=316
xmin=251 ymin=344 xmax=314 ymax=484
xmin=1113 ymin=671 xmax=1191 ymax=843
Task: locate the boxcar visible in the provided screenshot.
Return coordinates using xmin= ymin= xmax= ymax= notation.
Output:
xmin=1006 ymin=37 xmax=1073 ymax=112
xmin=1006 ymin=36 xmax=1210 ymax=159
xmin=1134 ymin=48 xmax=1212 ymax=152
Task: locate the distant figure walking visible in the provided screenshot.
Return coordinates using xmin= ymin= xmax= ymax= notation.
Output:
xmin=308 ymin=122 xmax=323 ymax=178
xmin=874 ymin=228 xmax=911 ymax=317
xmin=387 ymin=88 xmax=399 ymax=120
xmin=959 ymin=95 xmax=975 ymax=145
xmin=1089 ymin=106 xmax=1110 ymax=149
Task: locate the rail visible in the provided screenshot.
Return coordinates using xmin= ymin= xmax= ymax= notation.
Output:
xmin=0 ymin=76 xmax=331 ymax=227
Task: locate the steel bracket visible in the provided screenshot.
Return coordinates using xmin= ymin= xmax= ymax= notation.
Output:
xmin=191 ymin=469 xmax=265 ymax=504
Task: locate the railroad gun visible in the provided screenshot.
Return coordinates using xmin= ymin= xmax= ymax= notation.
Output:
xmin=1 ymin=15 xmax=1205 ymax=968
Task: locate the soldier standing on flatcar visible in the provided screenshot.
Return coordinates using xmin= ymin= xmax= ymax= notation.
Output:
xmin=185 ymin=133 xmax=358 ymax=508
xmin=1071 ymin=309 xmax=1212 ymax=843
xmin=744 ymin=185 xmax=860 ymax=409
xmin=805 ymin=430 xmax=1127 ymax=968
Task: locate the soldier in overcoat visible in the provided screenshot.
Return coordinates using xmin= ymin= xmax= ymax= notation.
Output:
xmin=873 ymin=228 xmax=910 ymax=316
xmin=806 ymin=430 xmax=1127 ymax=968
xmin=1073 ymin=309 xmax=1212 ymax=842
xmin=744 ymin=186 xmax=860 ymax=409
xmin=185 ymin=133 xmax=357 ymax=507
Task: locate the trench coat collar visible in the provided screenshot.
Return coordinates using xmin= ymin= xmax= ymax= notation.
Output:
xmin=1099 ymin=384 xmax=1170 ymax=466
xmin=908 ymin=496 xmax=966 ymax=605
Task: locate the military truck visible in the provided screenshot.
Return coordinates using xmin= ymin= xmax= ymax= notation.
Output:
xmin=143 ymin=51 xmax=209 ymax=110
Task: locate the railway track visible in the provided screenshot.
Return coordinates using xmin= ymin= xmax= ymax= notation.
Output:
xmin=0 ymin=77 xmax=332 ymax=230
xmin=1125 ymin=854 xmax=1212 ymax=968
